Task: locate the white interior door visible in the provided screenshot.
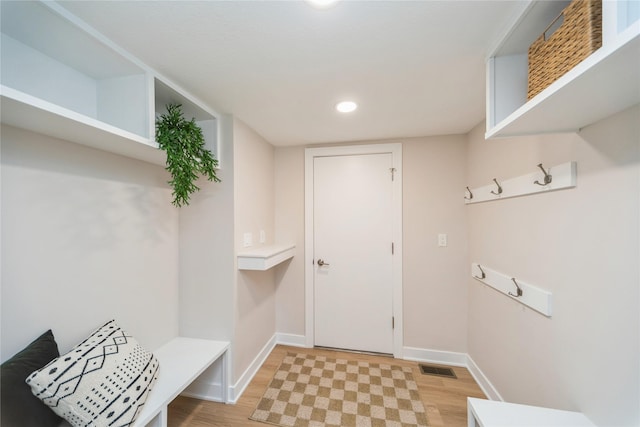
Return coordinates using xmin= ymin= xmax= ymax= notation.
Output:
xmin=313 ymin=153 xmax=394 ymax=354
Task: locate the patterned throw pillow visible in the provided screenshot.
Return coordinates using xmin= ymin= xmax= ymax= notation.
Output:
xmin=26 ymin=320 xmax=159 ymax=427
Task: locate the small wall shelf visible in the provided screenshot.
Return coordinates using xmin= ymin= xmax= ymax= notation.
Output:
xmin=486 ymin=0 xmax=640 ymax=138
xmin=237 ymin=244 xmax=296 ymax=271
xmin=471 ymin=263 xmax=552 ymax=317
xmin=0 ymin=1 xmax=220 ymax=166
xmin=464 ymin=161 xmax=576 ymax=204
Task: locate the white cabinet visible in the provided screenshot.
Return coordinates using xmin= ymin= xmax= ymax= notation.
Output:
xmin=486 ymin=0 xmax=640 ymax=139
xmin=0 ymin=1 xmax=219 ymax=166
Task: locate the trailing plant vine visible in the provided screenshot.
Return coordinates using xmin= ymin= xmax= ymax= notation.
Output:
xmin=156 ymin=104 xmax=220 ymax=207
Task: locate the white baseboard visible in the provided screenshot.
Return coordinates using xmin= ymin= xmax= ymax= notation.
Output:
xmin=275 ymin=332 xmax=307 ymax=347
xmin=403 ymin=345 xmax=502 ymax=402
xmin=228 ymin=334 xmax=277 ymax=404
xmin=227 ymin=337 xmax=502 ymax=405
xmin=403 ymin=346 xmax=468 ymax=367
xmin=466 ymin=354 xmax=503 ymax=402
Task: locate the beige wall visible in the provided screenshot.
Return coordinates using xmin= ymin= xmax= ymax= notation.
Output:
xmin=402 ymin=136 xmax=469 ymax=352
xmin=179 ymin=114 xmax=235 ymax=343
xmin=1 ymin=125 xmax=179 ymax=358
xmin=273 ymin=136 xmax=470 ymax=352
xmin=274 ymin=146 xmax=305 ymax=336
xmin=466 ymin=105 xmax=640 ymax=426
xmin=233 ymin=118 xmax=277 ymax=381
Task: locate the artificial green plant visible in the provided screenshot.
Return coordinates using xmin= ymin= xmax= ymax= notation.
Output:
xmin=155 ymin=103 xmax=220 ymax=207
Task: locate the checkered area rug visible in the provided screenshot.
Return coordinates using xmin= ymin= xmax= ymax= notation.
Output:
xmin=249 ymin=352 xmax=428 ymax=427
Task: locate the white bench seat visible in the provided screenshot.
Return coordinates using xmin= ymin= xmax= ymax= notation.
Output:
xmin=133 ymin=337 xmax=230 ymax=427
xmin=467 ymin=397 xmax=595 ymax=427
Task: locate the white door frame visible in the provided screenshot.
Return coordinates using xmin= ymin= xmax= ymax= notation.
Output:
xmin=304 ymin=143 xmax=403 ymax=358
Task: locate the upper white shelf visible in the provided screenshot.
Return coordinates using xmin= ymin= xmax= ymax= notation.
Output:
xmin=1 ymin=85 xmax=165 ymax=166
xmin=486 ymin=0 xmax=640 ymax=139
xmin=0 ymin=0 xmax=220 ymax=166
xmin=237 ymin=244 xmax=296 ymax=271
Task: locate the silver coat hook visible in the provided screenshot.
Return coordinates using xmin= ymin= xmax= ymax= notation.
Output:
xmin=465 ymin=186 xmax=473 ymax=200
xmin=508 ymin=277 xmax=523 ymax=298
xmin=490 ymin=178 xmax=503 ymax=195
xmin=534 ymin=163 xmax=552 ymax=186
xmin=473 ymin=264 xmax=485 ymax=280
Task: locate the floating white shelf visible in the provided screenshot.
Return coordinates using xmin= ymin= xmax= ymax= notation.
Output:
xmin=1 ymin=85 xmax=166 ymax=166
xmin=464 ymin=161 xmax=576 ymax=204
xmin=486 ymin=0 xmax=640 ymax=138
xmin=471 ymin=263 xmax=552 ymax=317
xmin=0 ymin=0 xmax=220 ymax=166
xmin=237 ymin=244 xmax=296 ymax=271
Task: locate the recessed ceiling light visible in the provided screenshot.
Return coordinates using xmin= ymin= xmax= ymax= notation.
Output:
xmin=305 ymin=0 xmax=340 ymax=9
xmin=336 ymin=101 xmax=357 ymax=113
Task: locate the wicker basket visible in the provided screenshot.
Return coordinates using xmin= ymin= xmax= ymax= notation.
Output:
xmin=527 ymin=0 xmax=602 ymax=100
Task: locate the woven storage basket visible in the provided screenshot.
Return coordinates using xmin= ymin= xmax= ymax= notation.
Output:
xmin=527 ymin=0 xmax=602 ymax=100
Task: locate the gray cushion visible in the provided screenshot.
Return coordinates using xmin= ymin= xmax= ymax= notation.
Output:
xmin=1 ymin=330 xmax=63 ymax=427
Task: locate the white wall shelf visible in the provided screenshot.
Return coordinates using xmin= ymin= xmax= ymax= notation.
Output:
xmin=0 ymin=85 xmax=166 ymax=166
xmin=468 ymin=397 xmax=595 ymax=427
xmin=486 ymin=0 xmax=640 ymax=139
xmin=237 ymin=244 xmax=296 ymax=271
xmin=471 ymin=263 xmax=552 ymax=317
xmin=0 ymin=1 xmax=220 ymax=167
xmin=464 ymin=161 xmax=576 ymax=204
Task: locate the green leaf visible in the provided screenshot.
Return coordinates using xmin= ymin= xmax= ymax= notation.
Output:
xmin=156 ymin=103 xmax=221 ymax=207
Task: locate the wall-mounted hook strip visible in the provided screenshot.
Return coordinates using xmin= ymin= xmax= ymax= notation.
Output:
xmin=465 ymin=186 xmax=473 ymax=200
xmin=533 ymin=163 xmax=552 ymax=186
xmin=464 ymin=161 xmax=576 ymax=204
xmin=508 ymin=277 xmax=523 ymax=298
xmin=490 ymin=178 xmax=503 ymax=195
xmin=469 ymin=263 xmax=552 ymax=316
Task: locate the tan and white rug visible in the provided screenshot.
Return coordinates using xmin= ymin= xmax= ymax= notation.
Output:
xmin=249 ymin=352 xmax=429 ymax=427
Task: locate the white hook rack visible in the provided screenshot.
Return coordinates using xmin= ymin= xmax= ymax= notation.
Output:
xmin=464 ymin=161 xmax=576 ymax=204
xmin=471 ymin=263 xmax=552 ymax=317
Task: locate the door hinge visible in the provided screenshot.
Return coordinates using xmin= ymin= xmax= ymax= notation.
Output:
xmin=390 ymin=167 xmax=396 ymax=181
xmin=392 ymin=316 xmax=395 ymax=329
xmin=391 ymin=242 xmax=394 ymax=255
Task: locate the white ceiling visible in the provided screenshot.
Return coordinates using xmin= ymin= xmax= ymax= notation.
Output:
xmin=59 ymin=0 xmax=520 ymax=147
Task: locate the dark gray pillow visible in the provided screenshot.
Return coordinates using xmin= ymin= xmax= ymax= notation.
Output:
xmin=1 ymin=329 xmax=63 ymax=427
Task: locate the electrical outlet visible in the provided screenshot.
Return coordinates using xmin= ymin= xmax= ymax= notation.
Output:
xmin=260 ymin=230 xmax=266 ymax=243
xmin=243 ymin=232 xmax=253 ymax=247
xmin=438 ymin=233 xmax=447 ymax=247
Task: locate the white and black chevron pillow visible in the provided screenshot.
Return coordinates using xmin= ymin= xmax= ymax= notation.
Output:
xmin=26 ymin=320 xmax=159 ymax=427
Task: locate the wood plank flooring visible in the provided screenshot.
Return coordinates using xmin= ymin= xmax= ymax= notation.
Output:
xmin=167 ymin=345 xmax=486 ymax=427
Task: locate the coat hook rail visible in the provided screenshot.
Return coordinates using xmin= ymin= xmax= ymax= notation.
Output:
xmin=470 ymin=263 xmax=552 ymax=316
xmin=490 ymin=178 xmax=503 ymax=195
xmin=464 ymin=161 xmax=576 ymax=204
xmin=533 ymin=163 xmax=552 ymax=186
xmin=465 ymin=186 xmax=473 ymax=200
xmin=509 ymin=277 xmax=523 ymax=298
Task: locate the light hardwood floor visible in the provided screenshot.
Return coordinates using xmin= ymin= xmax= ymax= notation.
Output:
xmin=168 ymin=345 xmax=486 ymax=427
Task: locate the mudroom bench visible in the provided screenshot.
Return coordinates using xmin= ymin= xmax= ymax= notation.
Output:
xmin=132 ymin=337 xmax=230 ymax=427
xmin=467 ymin=397 xmax=595 ymax=427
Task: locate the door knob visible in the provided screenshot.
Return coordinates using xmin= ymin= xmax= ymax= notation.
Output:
xmin=317 ymin=259 xmax=330 ymax=266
